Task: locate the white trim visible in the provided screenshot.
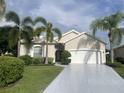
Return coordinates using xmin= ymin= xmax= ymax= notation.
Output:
xmin=69 ymin=48 xmax=103 ymax=52
xmin=54 ymin=29 xmax=80 ymax=41
xmin=62 ymin=29 xmax=80 ymax=37
xmin=64 ymin=32 xmax=85 ymax=43
xmin=32 ymin=45 xmax=43 ymax=57
xmin=32 ymin=45 xmax=42 ymax=48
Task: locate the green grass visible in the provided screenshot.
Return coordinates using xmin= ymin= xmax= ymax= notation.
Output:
xmin=114 ymin=65 xmax=124 ymax=78
xmin=0 ymin=66 xmax=63 ymax=93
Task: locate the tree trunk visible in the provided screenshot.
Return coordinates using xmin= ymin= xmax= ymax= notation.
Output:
xmin=17 ymin=28 xmax=21 ymax=57
xmin=110 ymin=41 xmax=114 ymax=63
xmin=45 ymin=41 xmax=48 ymax=64
xmin=17 ymin=40 xmax=20 ymax=57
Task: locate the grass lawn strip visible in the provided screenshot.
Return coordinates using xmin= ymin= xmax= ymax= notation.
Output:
xmin=0 ymin=66 xmax=63 ymax=93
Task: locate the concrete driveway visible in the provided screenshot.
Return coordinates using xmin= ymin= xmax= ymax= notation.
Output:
xmin=43 ymin=64 xmax=124 ymax=93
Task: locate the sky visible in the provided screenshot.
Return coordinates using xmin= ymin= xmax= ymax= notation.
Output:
xmin=4 ymin=0 xmax=124 ymax=44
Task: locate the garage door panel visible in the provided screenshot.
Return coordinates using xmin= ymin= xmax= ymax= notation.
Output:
xmin=70 ymin=50 xmax=102 ymax=64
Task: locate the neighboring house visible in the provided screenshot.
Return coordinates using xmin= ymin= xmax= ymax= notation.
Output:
xmin=19 ymin=29 xmax=106 ymax=64
xmin=114 ymin=45 xmax=124 ymax=58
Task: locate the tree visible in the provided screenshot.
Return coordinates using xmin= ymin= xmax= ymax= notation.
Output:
xmin=0 ymin=0 xmax=6 ymax=19
xmin=34 ymin=17 xmax=62 ymax=64
xmin=90 ymin=12 xmax=124 ymax=63
xmin=0 ymin=26 xmax=17 ymax=56
xmin=5 ymin=11 xmax=34 ymax=56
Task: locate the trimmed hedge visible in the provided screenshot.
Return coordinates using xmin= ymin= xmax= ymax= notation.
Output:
xmin=115 ymin=57 xmax=124 ymax=64
xmin=19 ymin=55 xmax=32 ymax=65
xmin=32 ymin=57 xmax=54 ymax=65
xmin=32 ymin=57 xmax=44 ymax=64
xmin=61 ymin=50 xmax=71 ymax=65
xmin=0 ymin=56 xmax=24 ymax=87
xmin=106 ymin=60 xmax=122 ymax=68
xmin=19 ymin=55 xmax=54 ymax=65
xmin=48 ymin=57 xmax=54 ymax=64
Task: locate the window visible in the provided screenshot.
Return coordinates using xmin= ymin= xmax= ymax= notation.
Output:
xmin=33 ymin=46 xmax=42 ymax=57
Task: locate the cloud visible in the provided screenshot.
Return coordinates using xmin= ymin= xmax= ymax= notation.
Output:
xmin=30 ymin=0 xmax=97 ymax=32
xmin=0 ymin=18 xmax=16 ymax=27
xmin=5 ymin=0 xmax=124 ymax=32
xmin=4 ymin=0 xmax=124 ymax=41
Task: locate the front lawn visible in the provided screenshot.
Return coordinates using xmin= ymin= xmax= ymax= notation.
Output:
xmin=114 ymin=65 xmax=124 ymax=78
xmin=0 ymin=66 xmax=63 ymax=93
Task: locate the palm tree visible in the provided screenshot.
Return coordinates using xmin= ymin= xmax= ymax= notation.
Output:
xmin=90 ymin=12 xmax=124 ymax=63
xmin=5 ymin=11 xmax=34 ymax=56
xmin=34 ymin=17 xmax=62 ymax=64
xmin=0 ymin=0 xmax=6 ymax=19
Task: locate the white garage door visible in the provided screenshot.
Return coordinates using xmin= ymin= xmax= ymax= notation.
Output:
xmin=70 ymin=49 xmax=102 ymax=64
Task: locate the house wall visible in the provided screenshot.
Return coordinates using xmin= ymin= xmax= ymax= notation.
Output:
xmin=59 ymin=32 xmax=79 ymax=43
xmin=44 ymin=44 xmax=56 ymax=62
xmin=65 ymin=34 xmax=106 ymax=63
xmin=19 ymin=44 xmax=27 ymax=56
xmin=114 ymin=47 xmax=124 ymax=58
xmin=19 ymin=44 xmax=56 ymax=62
xmin=19 ymin=31 xmax=106 ymax=63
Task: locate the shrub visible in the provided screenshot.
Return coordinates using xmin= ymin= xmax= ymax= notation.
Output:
xmin=106 ymin=60 xmax=122 ymax=68
xmin=48 ymin=57 xmax=54 ymax=64
xmin=61 ymin=59 xmax=71 ymax=65
xmin=0 ymin=56 xmax=24 ymax=87
xmin=106 ymin=54 xmax=111 ymax=62
xmin=32 ymin=57 xmax=44 ymax=64
xmin=61 ymin=50 xmax=71 ymax=65
xmin=19 ymin=55 xmax=32 ymax=65
xmin=115 ymin=57 xmax=124 ymax=64
xmin=4 ymin=53 xmax=14 ymax=57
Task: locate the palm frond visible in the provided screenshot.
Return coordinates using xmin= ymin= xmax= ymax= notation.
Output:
xmin=22 ymin=26 xmax=33 ymax=39
xmin=21 ymin=30 xmax=32 ymax=48
xmin=102 ymin=17 xmax=111 ymax=30
xmin=34 ymin=17 xmax=47 ymax=26
xmin=5 ymin=11 xmax=20 ymax=25
xmin=111 ymin=28 xmax=122 ymax=45
xmin=47 ymin=22 xmax=52 ymax=33
xmin=109 ymin=12 xmax=124 ymax=27
xmin=46 ymin=22 xmax=53 ymax=41
xmin=90 ymin=19 xmax=105 ymax=35
xmin=21 ymin=16 xmax=34 ymax=26
xmin=52 ymin=28 xmax=62 ymax=40
xmin=33 ymin=27 xmax=46 ymax=37
xmin=8 ymin=27 xmax=19 ymax=48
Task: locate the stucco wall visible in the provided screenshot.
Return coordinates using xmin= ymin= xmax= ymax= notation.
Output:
xmin=59 ymin=32 xmax=79 ymax=43
xmin=19 ymin=44 xmax=27 ymax=56
xmin=65 ymin=34 xmax=105 ymax=50
xmin=65 ymin=34 xmax=106 ymax=63
xmin=44 ymin=44 xmax=56 ymax=62
xmin=19 ymin=31 xmax=106 ymax=63
xmin=20 ymin=44 xmax=56 ymax=62
xmin=114 ymin=47 xmax=124 ymax=58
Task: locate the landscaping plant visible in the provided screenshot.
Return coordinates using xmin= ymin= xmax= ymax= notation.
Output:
xmin=0 ymin=56 xmax=24 ymax=87
xmin=61 ymin=50 xmax=71 ymax=65
xmin=91 ymin=12 xmax=124 ymax=63
xmin=19 ymin=55 xmax=32 ymax=65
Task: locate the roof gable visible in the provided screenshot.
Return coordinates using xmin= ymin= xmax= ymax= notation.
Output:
xmin=62 ymin=29 xmax=80 ymax=37
xmin=58 ymin=29 xmax=80 ymax=43
xmin=64 ymin=32 xmax=106 ymax=44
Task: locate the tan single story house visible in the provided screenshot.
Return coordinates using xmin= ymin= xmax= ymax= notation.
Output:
xmin=19 ymin=29 xmax=106 ymax=64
